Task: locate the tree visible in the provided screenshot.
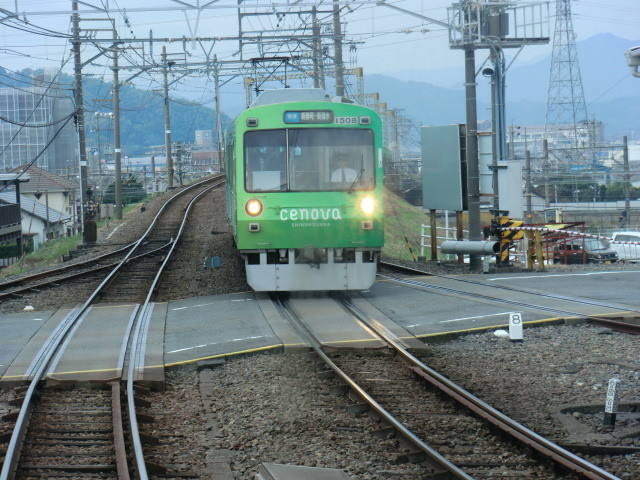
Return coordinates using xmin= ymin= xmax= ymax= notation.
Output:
xmin=101 ymin=176 xmax=146 ymax=205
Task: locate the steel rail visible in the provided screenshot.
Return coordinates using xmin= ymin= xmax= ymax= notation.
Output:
xmin=271 ymin=293 xmax=474 ymax=480
xmin=0 ymin=242 xmax=137 ymax=291
xmin=126 ymin=182 xmax=221 ymax=480
xmin=380 ymin=260 xmax=640 ymax=317
xmin=378 ymin=273 xmax=640 ymax=328
xmin=339 ymin=294 xmax=622 ymax=480
xmin=588 ymin=317 xmax=640 ymax=335
xmin=0 ymin=175 xmax=221 ymax=480
xmin=0 ymin=241 xmax=173 ymax=302
xmin=111 ymin=381 xmax=130 ymax=480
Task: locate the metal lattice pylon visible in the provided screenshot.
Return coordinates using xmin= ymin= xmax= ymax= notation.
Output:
xmin=544 ymin=0 xmax=589 ymax=168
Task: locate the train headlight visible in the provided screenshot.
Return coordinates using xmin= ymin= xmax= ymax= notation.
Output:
xmin=245 ymin=199 xmax=263 ymax=217
xmin=359 ymin=196 xmax=375 ymax=216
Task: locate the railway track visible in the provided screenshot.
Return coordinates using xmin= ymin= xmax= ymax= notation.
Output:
xmin=379 ymin=261 xmax=640 ymax=334
xmin=1 ymin=179 xmax=219 ymax=305
xmin=0 ymin=175 xmax=223 ymax=480
xmin=0 ymin=242 xmax=171 ymax=303
xmin=273 ymin=292 xmax=622 ymax=480
xmin=12 ymin=384 xmax=125 ymax=478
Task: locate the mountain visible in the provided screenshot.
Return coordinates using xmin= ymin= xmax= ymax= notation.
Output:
xmin=81 ymin=76 xmax=232 ymax=155
xmin=3 ymin=68 xmax=232 ymax=156
xmin=384 ymin=34 xmax=640 ymax=105
xmin=507 ymin=34 xmax=640 ymax=103
xmin=364 ymin=75 xmax=485 ymax=126
xmin=365 ymin=34 xmax=640 ymax=135
xmin=366 ymin=72 xmax=640 ymax=135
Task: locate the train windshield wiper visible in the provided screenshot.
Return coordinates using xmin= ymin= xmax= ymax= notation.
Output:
xmin=348 ymin=168 xmax=364 ymax=194
xmin=348 ymin=154 xmax=365 ymax=194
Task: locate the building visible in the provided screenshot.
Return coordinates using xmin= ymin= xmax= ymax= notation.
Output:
xmin=147 ymin=130 xmax=219 ymax=174
xmin=0 ymin=76 xmax=77 ymax=175
xmin=0 ymin=191 xmax=71 ymax=248
xmin=8 ymin=164 xmax=79 ymax=235
xmin=507 ymin=122 xmax=606 ymax=166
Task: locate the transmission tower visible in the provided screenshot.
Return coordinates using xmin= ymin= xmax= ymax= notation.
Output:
xmin=544 ymin=0 xmax=589 ymax=169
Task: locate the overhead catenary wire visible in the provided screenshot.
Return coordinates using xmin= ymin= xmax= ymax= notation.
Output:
xmin=0 ymin=113 xmax=76 ymax=195
xmin=0 ymin=110 xmax=76 ymax=128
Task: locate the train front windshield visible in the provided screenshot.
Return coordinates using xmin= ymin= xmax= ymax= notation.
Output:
xmin=244 ymin=128 xmax=375 ymax=192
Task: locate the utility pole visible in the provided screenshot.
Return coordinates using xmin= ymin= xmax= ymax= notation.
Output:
xmin=312 ymin=6 xmax=320 ymax=89
xmin=214 ymin=58 xmax=223 ymax=173
xmin=623 ymin=136 xmax=630 ymax=226
xmin=72 ymin=0 xmax=88 ymax=241
xmin=162 ymin=46 xmax=174 ymax=189
xmin=332 ymin=0 xmax=344 ymax=97
xmin=488 ymin=59 xmax=499 ymax=211
xmin=112 ymin=28 xmax=123 ymax=220
xmin=525 ymin=150 xmax=532 ymax=219
xmin=463 ymin=45 xmax=482 ymax=270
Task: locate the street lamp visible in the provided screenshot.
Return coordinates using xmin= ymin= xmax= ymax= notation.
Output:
xmin=625 ymin=46 xmax=640 ymax=78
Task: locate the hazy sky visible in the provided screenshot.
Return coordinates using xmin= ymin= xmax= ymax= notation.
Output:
xmin=1 ymin=1 xmax=638 ymax=92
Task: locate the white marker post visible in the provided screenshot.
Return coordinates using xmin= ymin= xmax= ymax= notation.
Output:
xmin=604 ymin=378 xmax=621 ymax=427
xmin=509 ymin=313 xmax=523 ymax=342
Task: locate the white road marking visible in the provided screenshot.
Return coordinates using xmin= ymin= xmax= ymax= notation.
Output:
xmin=171 ymin=299 xmax=252 ymax=311
xmin=488 ymin=271 xmax=640 ymax=281
xmin=169 ymin=344 xmax=208 ymax=353
xmin=439 ymin=312 xmax=514 ymax=324
xmin=167 ymin=335 xmax=265 ymax=354
xmin=171 ymin=302 xmax=217 ymax=311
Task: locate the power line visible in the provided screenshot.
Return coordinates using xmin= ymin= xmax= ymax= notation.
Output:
xmin=0 ymin=110 xmax=76 ymax=128
xmin=0 ymin=113 xmax=76 ymax=194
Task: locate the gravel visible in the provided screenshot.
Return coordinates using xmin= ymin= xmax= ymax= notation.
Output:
xmin=173 ymin=323 xmax=639 ymax=479
xmin=1 ymin=185 xmax=639 ymax=478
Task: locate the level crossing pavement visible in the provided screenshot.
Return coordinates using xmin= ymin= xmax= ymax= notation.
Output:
xmin=1 ymin=270 xmax=638 ymax=383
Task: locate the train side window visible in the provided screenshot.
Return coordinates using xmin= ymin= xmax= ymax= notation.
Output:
xmin=244 ymin=130 xmax=287 ymax=192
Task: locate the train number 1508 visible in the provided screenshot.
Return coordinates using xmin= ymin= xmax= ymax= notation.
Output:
xmin=334 ymin=116 xmax=358 ymax=124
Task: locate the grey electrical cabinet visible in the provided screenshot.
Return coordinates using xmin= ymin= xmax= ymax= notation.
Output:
xmin=421 ymin=124 xmax=468 ymax=211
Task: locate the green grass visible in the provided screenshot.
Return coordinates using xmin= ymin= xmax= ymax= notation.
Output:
xmin=382 ymin=189 xmax=429 ymax=262
xmin=0 ymin=233 xmax=83 ymax=278
xmin=0 ymin=198 xmax=153 ymax=280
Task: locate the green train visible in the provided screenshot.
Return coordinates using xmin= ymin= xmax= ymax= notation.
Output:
xmin=225 ymin=89 xmax=384 ymax=291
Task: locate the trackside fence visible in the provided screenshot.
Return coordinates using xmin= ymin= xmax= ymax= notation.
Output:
xmin=420 ymin=225 xmax=469 ymax=260
xmin=421 ymin=223 xmax=640 ymax=265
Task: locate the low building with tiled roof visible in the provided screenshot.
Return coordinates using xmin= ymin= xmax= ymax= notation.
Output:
xmin=7 ymin=164 xmax=78 ymax=234
xmin=0 ymin=192 xmax=71 ymax=247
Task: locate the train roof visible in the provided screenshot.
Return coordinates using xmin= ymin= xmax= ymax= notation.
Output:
xmin=251 ymin=88 xmax=331 ymax=107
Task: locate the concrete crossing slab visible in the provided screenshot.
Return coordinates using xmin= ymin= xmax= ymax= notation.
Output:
xmin=286 ymin=292 xmax=387 ymax=350
xmin=48 ymin=303 xmax=139 ymax=382
xmin=2 ymin=307 xmax=76 ymax=384
xmin=4 ymin=270 xmax=634 ymax=383
xmin=0 ymin=309 xmax=56 ymax=379
xmin=163 ymin=292 xmax=289 ymax=367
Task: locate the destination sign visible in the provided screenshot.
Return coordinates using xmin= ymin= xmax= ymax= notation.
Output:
xmin=283 ymin=110 xmax=334 ymax=124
